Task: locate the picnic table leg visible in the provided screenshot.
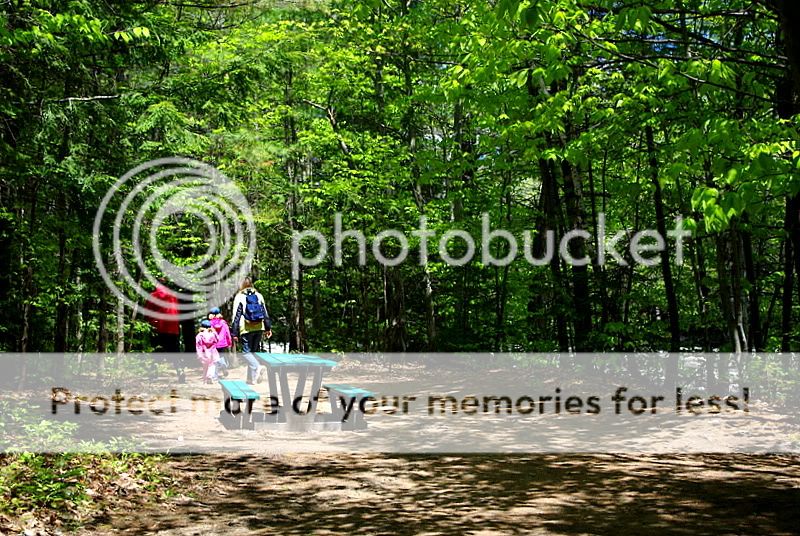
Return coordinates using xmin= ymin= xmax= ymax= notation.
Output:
xmin=223 ymin=396 xmax=243 ymax=429
xmin=245 ymin=398 xmax=256 ymax=427
xmin=292 ymin=367 xmax=308 ymax=412
xmin=278 ymin=369 xmax=293 ymax=417
xmin=307 ymin=366 xmax=324 ymax=416
xmin=266 ymin=367 xmax=279 ymax=415
xmin=328 ymin=388 xmax=345 ymax=422
xmin=351 ymin=396 xmax=366 ymax=428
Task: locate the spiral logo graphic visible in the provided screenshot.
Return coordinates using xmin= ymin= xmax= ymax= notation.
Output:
xmin=93 ymin=157 xmax=256 ymax=322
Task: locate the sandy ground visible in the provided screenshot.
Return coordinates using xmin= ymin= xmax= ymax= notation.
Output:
xmin=80 ymin=452 xmax=800 ymax=535
xmin=72 ymin=361 xmax=800 ymax=534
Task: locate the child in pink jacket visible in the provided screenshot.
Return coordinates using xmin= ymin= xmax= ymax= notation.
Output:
xmin=196 ymin=320 xmax=220 ymax=384
xmin=209 ymin=307 xmax=232 ymax=348
xmin=209 ymin=307 xmax=232 ymax=377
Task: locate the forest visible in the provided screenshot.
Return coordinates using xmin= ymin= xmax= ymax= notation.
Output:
xmin=1 ymin=0 xmax=799 ymax=358
xmin=2 ymin=2 xmax=800 ymax=534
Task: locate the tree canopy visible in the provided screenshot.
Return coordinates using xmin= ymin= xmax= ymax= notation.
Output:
xmin=1 ymin=0 xmax=799 ymax=358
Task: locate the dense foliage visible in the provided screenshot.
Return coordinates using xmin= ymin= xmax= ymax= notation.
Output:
xmin=1 ymin=0 xmax=799 ymax=358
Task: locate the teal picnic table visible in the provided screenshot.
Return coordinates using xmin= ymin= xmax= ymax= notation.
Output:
xmin=254 ymin=352 xmax=338 ymax=419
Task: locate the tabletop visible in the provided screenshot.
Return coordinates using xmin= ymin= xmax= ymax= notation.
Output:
xmin=254 ymin=352 xmax=337 ymax=368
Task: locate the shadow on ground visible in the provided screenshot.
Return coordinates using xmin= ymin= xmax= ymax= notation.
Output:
xmin=83 ymin=453 xmax=800 ymax=535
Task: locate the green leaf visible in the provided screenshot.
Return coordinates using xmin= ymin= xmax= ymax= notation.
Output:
xmin=510 ymin=68 xmax=529 ymax=88
xmin=521 ymin=3 xmax=540 ymax=26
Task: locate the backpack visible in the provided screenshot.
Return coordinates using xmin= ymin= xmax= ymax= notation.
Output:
xmin=243 ymin=292 xmax=266 ymax=322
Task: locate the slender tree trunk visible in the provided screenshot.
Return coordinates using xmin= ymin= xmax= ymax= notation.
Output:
xmin=359 ymin=266 xmax=371 ymax=350
xmin=559 ymin=159 xmax=592 ymax=352
xmin=289 ymin=241 xmax=305 ymax=352
xmin=383 ymin=266 xmax=407 ymax=351
xmin=54 ymin=218 xmax=69 ymax=354
xmin=690 ymin=234 xmax=711 ymax=352
xmin=716 ymin=231 xmax=745 ymax=389
xmin=75 ymin=279 xmax=86 ymax=352
xmin=589 ymin=155 xmax=610 ymax=329
xmin=311 ymin=278 xmax=321 ymax=331
xmin=493 ymin=171 xmax=513 ymax=350
xmin=620 ymin=148 xmax=642 ymax=351
xmin=717 ymin=230 xmax=746 ymax=354
xmin=115 ymin=296 xmax=125 ymax=357
xmin=775 ymin=22 xmax=797 ymax=351
xmin=451 ymin=98 xmax=474 ymax=340
xmin=794 ymin=196 xmax=800 ymax=321
xmin=284 ymin=64 xmax=306 ymax=352
xmin=75 ymin=285 xmax=86 ymax=374
xmin=19 ymin=180 xmax=39 ymax=354
xmin=741 ymin=216 xmax=761 ymax=350
xmin=178 ymin=292 xmax=194 ymax=353
xmin=645 ymin=126 xmax=681 ymax=353
xmin=645 ymin=126 xmax=680 ymax=387
xmin=53 ymin=242 xmax=76 ymax=382
xmin=782 ymin=196 xmax=798 ymax=351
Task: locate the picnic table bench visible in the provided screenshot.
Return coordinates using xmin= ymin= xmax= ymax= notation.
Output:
xmin=219 ymin=379 xmax=260 ymax=429
xmin=325 ymin=384 xmax=376 ymax=430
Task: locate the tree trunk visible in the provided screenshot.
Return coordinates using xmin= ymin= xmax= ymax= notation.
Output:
xmin=559 ymin=159 xmax=592 ymax=352
xmin=536 ymin=158 xmax=569 ymax=351
xmin=54 ymin=220 xmax=69 ymax=354
xmin=775 ymin=25 xmax=797 ymax=350
xmin=115 ymin=296 xmax=125 ymax=357
xmin=97 ymin=290 xmax=108 ymax=352
xmin=19 ymin=180 xmax=38 ymax=354
xmin=588 ymin=154 xmax=610 ymax=329
xmin=794 ymin=195 xmax=800 ymax=326
xmin=178 ymin=292 xmax=194 ymax=353
xmin=645 ymin=126 xmax=680 ymax=387
xmin=383 ymin=266 xmax=407 ymax=352
xmin=689 ymin=233 xmax=711 ymax=352
xmin=285 ymin=64 xmax=306 ymax=353
xmin=741 ymin=216 xmax=762 ymax=350
xmin=494 ymin=171 xmax=513 ymax=350
xmin=645 ymin=126 xmax=681 ymax=352
xmin=716 ymin=231 xmax=745 ymax=390
xmin=768 ymin=1 xmax=800 ymax=96
xmin=311 ymin=277 xmax=321 ymax=331
xmin=620 ymin=148 xmax=642 ymax=351
xmin=452 ymin=98 xmax=474 ymax=341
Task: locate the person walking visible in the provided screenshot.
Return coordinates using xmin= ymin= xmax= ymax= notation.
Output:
xmin=144 ymin=279 xmax=186 ymax=383
xmin=209 ymin=307 xmax=232 ymax=377
xmin=196 ymin=319 xmax=220 ymax=384
xmin=231 ymin=278 xmax=271 ymax=385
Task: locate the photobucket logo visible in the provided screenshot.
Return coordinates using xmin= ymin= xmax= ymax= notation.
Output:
xmin=292 ymin=213 xmax=690 ymax=277
xmin=93 ymin=157 xmax=255 ymax=321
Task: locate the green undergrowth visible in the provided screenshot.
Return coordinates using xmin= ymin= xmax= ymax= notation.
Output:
xmin=0 ymin=403 xmax=176 ymax=533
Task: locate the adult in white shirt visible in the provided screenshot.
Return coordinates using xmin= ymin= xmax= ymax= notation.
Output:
xmin=231 ymin=277 xmax=272 ymax=384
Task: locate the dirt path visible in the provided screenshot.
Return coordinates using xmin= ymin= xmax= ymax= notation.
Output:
xmin=82 ymin=453 xmax=800 ymax=535
xmin=27 ymin=360 xmax=800 ymax=534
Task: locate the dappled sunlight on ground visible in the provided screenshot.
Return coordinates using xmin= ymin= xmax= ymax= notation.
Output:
xmin=83 ymin=453 xmax=800 ymax=535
